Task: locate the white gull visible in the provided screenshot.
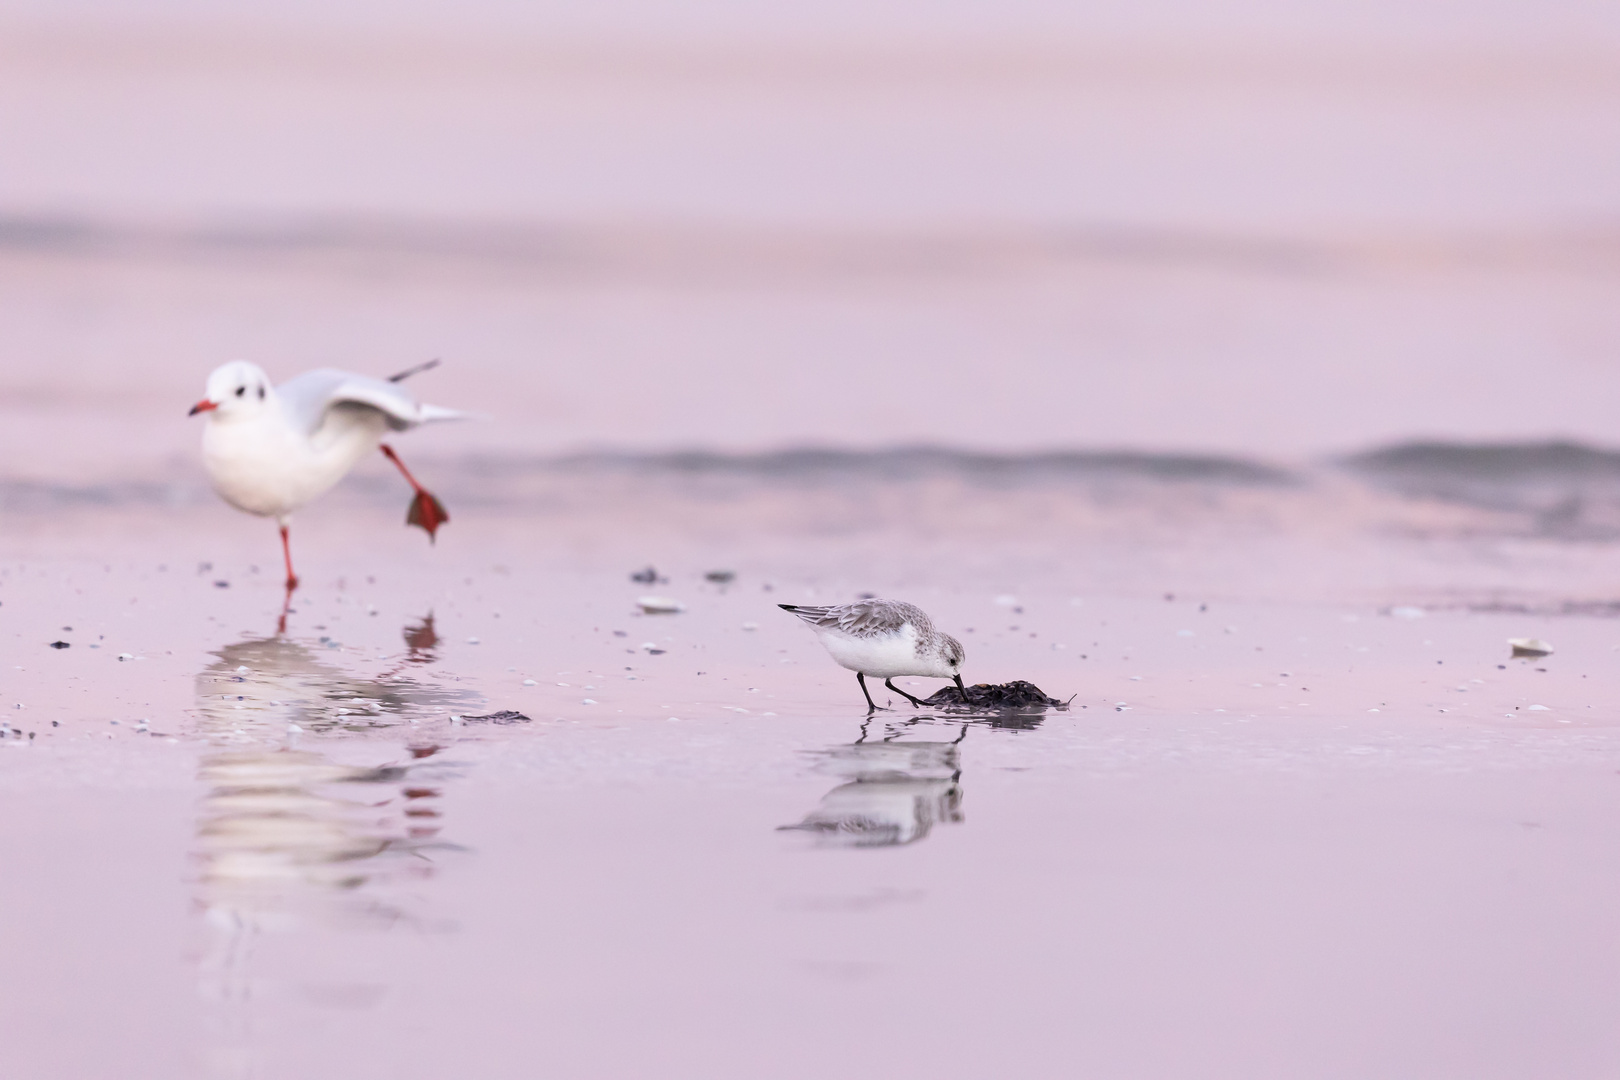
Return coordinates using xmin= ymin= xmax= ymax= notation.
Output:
xmin=188 ymin=358 xmax=465 ymax=592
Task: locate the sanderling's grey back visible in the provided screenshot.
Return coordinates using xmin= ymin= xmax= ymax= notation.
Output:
xmin=779 ymin=599 xmax=966 ymax=712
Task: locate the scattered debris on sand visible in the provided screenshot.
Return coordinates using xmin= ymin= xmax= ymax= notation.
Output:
xmin=460 ymin=710 xmax=532 ymax=724
xmin=923 ymin=680 xmax=1068 ymax=709
xmin=705 ymin=570 xmax=736 ymax=584
xmin=629 ymin=566 xmax=664 ymax=584
xmin=48 ymin=641 xmax=69 ymax=649
xmin=1508 ymin=637 xmax=1553 ymax=658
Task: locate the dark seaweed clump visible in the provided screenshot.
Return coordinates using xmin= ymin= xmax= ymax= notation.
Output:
xmin=461 ymin=710 xmax=532 ymax=724
xmin=923 ymin=681 xmax=1067 ymax=709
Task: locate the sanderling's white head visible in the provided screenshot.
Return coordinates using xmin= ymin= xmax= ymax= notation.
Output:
xmin=191 ymin=360 xmax=274 ymax=420
xmin=936 ymin=633 xmax=966 ymax=679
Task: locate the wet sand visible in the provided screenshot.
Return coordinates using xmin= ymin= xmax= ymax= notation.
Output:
xmin=4 ymin=477 xmax=1620 ymax=1078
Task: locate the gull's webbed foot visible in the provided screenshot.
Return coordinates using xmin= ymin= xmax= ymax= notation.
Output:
xmin=406 ymin=489 xmax=450 ymax=541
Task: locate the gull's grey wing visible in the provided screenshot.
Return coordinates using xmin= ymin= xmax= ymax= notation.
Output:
xmin=779 ymin=599 xmax=924 ymax=638
xmin=277 ymin=368 xmax=467 ymax=435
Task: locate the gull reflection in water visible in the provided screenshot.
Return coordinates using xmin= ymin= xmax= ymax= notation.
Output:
xmin=195 ymin=618 xmax=470 ymax=738
xmin=192 ymin=626 xmax=476 ymax=1077
xmin=781 ymin=720 xmax=969 ymax=847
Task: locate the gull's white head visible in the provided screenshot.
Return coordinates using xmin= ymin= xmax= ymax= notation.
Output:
xmin=191 ymin=360 xmax=273 ymax=419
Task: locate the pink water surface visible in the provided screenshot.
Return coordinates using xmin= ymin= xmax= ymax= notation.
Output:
xmin=2 ymin=495 xmax=1619 ymax=1078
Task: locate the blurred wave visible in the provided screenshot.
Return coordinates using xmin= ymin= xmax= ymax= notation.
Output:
xmin=542 ymin=446 xmax=1294 ymax=484
xmin=0 ymin=213 xmax=1344 ymax=280
xmin=0 ymin=478 xmax=194 ymax=511
xmin=1343 ymin=440 xmax=1620 ymax=539
xmin=12 ymin=439 xmax=1620 ymax=541
xmin=1345 ymin=439 xmax=1620 ymax=481
xmin=5 ymin=213 xmax=1620 ymax=282
xmin=0 ymin=444 xmax=1293 ymax=512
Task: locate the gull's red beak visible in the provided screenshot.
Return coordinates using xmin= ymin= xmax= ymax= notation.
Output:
xmin=188 ymin=399 xmax=217 ymax=416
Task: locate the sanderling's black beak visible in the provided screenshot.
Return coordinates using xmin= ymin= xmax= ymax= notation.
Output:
xmin=954 ymin=674 xmax=967 ymax=695
xmin=188 ymin=399 xmax=217 ymax=416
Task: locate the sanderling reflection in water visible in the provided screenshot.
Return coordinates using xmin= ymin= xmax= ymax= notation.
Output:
xmin=780 ymin=721 xmax=968 ymax=847
xmin=779 ymin=599 xmax=967 ymax=712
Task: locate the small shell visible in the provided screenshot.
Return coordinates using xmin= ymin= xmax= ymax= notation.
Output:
xmin=1508 ymin=637 xmax=1553 ymax=658
xmin=637 ymin=596 xmax=685 ymax=614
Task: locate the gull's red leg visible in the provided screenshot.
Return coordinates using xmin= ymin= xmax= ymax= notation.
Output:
xmin=280 ymin=523 xmax=300 ymax=590
xmin=380 ymin=444 xmax=450 ymax=542
xmin=276 ymin=523 xmax=298 ymax=634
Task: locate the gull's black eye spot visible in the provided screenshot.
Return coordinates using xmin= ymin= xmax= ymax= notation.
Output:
xmin=235 ymin=386 xmax=246 ymax=397
xmin=257 ymin=385 xmax=265 ymax=400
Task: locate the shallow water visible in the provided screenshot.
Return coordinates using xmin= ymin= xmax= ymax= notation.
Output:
xmin=4 ymin=486 xmax=1620 ymax=1078
xmin=3 ymin=2 xmax=1620 ymax=474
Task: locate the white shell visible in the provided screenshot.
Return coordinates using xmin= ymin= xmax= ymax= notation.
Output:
xmin=1507 ymin=637 xmax=1553 ymax=657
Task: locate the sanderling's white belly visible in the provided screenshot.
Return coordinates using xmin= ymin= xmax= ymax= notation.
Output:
xmin=819 ymin=625 xmax=930 ymax=678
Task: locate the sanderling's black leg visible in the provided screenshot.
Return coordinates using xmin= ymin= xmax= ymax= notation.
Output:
xmin=857 ymin=672 xmax=885 ymax=713
xmin=885 ymin=678 xmax=927 ymax=708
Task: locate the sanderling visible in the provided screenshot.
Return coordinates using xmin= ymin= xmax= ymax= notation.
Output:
xmin=188 ymin=358 xmax=466 ymax=593
xmin=779 ymin=598 xmax=967 ymax=712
